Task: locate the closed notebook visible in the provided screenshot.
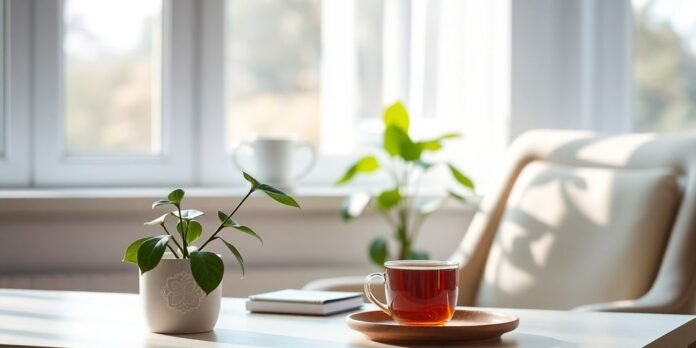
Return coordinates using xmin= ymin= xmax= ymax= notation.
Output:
xmin=246 ymin=289 xmax=364 ymax=315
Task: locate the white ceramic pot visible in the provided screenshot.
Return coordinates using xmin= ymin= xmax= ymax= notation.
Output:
xmin=140 ymin=256 xmax=222 ymax=333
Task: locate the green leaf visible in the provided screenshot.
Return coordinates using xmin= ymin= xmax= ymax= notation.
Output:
xmin=217 ymin=211 xmax=234 ymax=226
xmin=171 ymin=209 xmax=204 ymax=220
xmin=448 ymin=164 xmax=475 ymax=190
xmin=233 ymin=224 xmax=263 ymax=244
xmin=418 ymin=140 xmax=443 ymax=151
xmin=384 ymin=125 xmax=421 ymax=161
xmin=369 ymin=237 xmax=389 ymax=267
xmin=335 ymin=156 xmax=380 ymax=185
xmin=190 ymin=251 xmax=224 ymax=295
xmin=137 ymin=235 xmax=171 ymax=274
xmin=439 ymin=133 xmax=460 ymax=140
xmin=414 ymin=160 xmax=434 ymax=170
xmin=176 ymin=220 xmax=188 ymax=238
xmin=448 ymin=190 xmax=467 ymax=203
xmin=144 ymin=213 xmax=169 ymax=226
xmin=123 ymin=237 xmax=150 ymax=264
xmin=258 ymin=184 xmax=300 ymax=208
xmin=243 ymin=172 xmax=260 ymax=189
xmin=168 ymin=189 xmax=185 ymax=205
xmin=340 ymin=192 xmax=371 ymax=221
xmin=376 ymin=188 xmax=401 ymax=211
xmin=418 ymin=133 xmax=460 ymax=151
xmin=217 ymin=211 xmax=263 ymax=244
xmin=408 ymin=249 xmax=430 ymax=260
xmin=218 ymin=238 xmax=245 ymax=276
xmin=383 ymin=101 xmax=409 ymax=132
xmin=185 ymin=220 xmax=203 ymax=244
xmin=415 ymin=196 xmax=447 ymax=215
xmin=384 ymin=125 xmax=409 ymax=157
xmin=448 ymin=190 xmax=480 ymax=211
xmin=151 ymin=199 xmax=173 ymax=209
xmin=400 ymin=139 xmax=422 ymax=161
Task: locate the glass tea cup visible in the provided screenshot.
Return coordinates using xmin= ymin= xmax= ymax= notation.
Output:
xmin=364 ymin=260 xmax=459 ymax=326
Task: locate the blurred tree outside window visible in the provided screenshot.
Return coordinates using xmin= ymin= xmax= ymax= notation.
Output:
xmin=224 ymin=0 xmax=385 ymax=151
xmin=225 ymin=0 xmax=321 ymax=149
xmin=633 ymin=0 xmax=696 ymax=132
xmin=64 ymin=0 xmax=162 ymax=154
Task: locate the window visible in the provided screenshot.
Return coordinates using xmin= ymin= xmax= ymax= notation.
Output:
xmin=31 ymin=0 xmax=195 ymax=186
xmin=6 ymin=0 xmax=504 ymax=188
xmin=632 ymin=0 xmax=696 ymax=131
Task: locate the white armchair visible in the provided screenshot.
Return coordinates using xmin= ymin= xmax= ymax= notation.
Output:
xmin=304 ymin=130 xmax=696 ymax=313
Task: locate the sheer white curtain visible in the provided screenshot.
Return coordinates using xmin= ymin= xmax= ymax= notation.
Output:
xmin=414 ymin=0 xmax=511 ymax=193
xmin=417 ymin=0 xmax=631 ymax=193
xmin=321 ymin=0 xmax=631 ymax=193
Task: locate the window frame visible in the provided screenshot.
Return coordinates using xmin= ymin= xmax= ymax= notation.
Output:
xmin=0 ymin=0 xmax=31 ymax=186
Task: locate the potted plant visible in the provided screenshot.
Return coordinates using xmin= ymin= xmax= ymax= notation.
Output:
xmin=123 ymin=172 xmax=299 ymax=333
xmin=336 ymin=101 xmax=475 ymax=266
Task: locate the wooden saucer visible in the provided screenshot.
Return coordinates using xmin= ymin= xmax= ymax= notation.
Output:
xmin=347 ymin=308 xmax=519 ymax=344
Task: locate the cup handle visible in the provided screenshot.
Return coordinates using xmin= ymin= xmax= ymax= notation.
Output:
xmin=294 ymin=140 xmax=317 ymax=181
xmin=364 ymin=272 xmax=390 ymax=316
xmin=232 ymin=141 xmax=253 ymax=173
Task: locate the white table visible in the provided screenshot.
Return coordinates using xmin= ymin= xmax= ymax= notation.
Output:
xmin=0 ymin=289 xmax=694 ymax=347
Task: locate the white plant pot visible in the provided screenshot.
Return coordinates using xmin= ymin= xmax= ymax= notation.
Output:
xmin=139 ymin=257 xmax=222 ymax=333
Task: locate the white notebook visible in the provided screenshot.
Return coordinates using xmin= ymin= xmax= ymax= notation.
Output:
xmin=246 ymin=289 xmax=364 ymax=315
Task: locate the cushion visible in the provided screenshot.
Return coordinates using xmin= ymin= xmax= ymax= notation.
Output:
xmin=475 ymin=161 xmax=680 ymax=309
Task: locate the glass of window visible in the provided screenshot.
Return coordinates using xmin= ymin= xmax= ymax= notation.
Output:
xmin=63 ymin=0 xmax=162 ymax=154
xmin=633 ymin=0 xmax=696 ymax=131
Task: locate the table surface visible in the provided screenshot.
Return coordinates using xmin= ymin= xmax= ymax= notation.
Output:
xmin=0 ymin=289 xmax=694 ymax=348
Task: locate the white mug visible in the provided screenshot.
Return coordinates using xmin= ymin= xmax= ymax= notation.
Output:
xmin=232 ymin=137 xmax=317 ymax=190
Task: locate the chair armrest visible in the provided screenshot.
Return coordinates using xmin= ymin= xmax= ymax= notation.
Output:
xmin=573 ymin=300 xmax=659 ymax=313
xmin=303 ymin=276 xmax=386 ymax=303
xmin=572 ymin=288 xmax=693 ymax=314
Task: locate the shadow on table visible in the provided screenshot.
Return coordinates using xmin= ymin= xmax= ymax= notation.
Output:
xmin=167 ymin=328 xmax=372 ymax=348
xmin=165 ymin=330 xmax=577 ymax=348
xmin=365 ymin=333 xmax=578 ymax=348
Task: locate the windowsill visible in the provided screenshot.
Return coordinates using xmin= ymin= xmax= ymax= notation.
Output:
xmin=0 ymin=186 xmax=475 ymax=214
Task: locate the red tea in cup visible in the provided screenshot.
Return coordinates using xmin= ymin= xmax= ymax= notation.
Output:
xmin=365 ymin=260 xmax=459 ymax=326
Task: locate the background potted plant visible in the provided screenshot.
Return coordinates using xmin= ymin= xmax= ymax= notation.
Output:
xmin=336 ymin=101 xmax=476 ymax=267
xmin=123 ymin=172 xmax=299 ymax=333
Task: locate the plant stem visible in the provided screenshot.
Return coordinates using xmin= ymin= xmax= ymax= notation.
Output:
xmin=166 ymin=244 xmax=180 ymax=259
xmin=199 ymin=188 xmax=255 ymax=251
xmin=176 ymin=205 xmax=188 ymax=258
xmin=397 ymin=160 xmax=412 ymax=259
xmin=162 ymin=224 xmax=184 ymax=257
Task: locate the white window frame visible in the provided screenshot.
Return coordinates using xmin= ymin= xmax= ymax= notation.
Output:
xmin=31 ymin=0 xmax=195 ymax=186
xmin=0 ymin=0 xmax=31 ymax=186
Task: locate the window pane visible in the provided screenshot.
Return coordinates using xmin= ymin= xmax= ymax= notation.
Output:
xmin=64 ymin=0 xmax=161 ymax=154
xmin=356 ymin=0 xmax=384 ymax=121
xmin=633 ymin=0 xmax=696 ymax=131
xmin=225 ymin=0 xmax=321 ymax=149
